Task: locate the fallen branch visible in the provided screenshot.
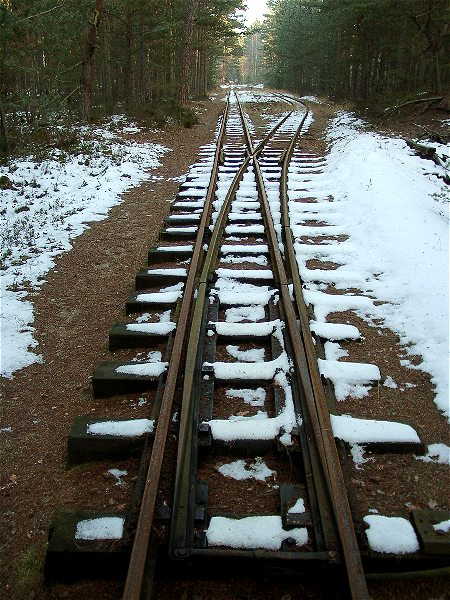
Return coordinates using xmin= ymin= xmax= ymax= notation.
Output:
xmin=404 ymin=138 xmax=449 ymax=184
xmin=61 ymin=85 xmax=80 ymax=104
xmin=378 ymin=96 xmax=443 ymax=122
xmin=413 ymin=123 xmax=449 ymax=144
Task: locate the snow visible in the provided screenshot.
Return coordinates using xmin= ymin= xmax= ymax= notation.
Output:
xmin=143 ymin=268 xmax=187 ymax=276
xmin=330 ymin=414 xmax=420 ymax=444
xmin=155 ymin=244 xmax=193 ymax=252
xmin=350 ymin=444 xmax=369 ymax=469
xmin=225 ymin=224 xmax=265 ymax=235
xmin=115 ymin=362 xmax=167 ymax=377
xmin=416 ymin=443 xmax=450 ymax=464
xmin=135 ymin=291 xmax=183 ymax=304
xmin=317 ymin=112 xmax=449 ymax=417
xmin=433 ymin=520 xmax=450 ymax=534
xmin=75 ymin=517 xmax=124 ymax=541
xmin=383 ymin=376 xmax=398 ymax=389
xmin=288 ymin=498 xmax=306 ymax=513
xmin=310 ymin=321 xmax=360 ymax=341
xmin=225 ymin=306 xmax=265 ymax=323
xmin=108 ymin=469 xmax=128 ymax=485
xmin=300 ymin=95 xmax=324 ymax=104
xmin=1 ymin=119 xmax=169 ymax=378
xmin=363 ymin=515 xmax=420 ymax=554
xmin=87 ymin=419 xmax=154 ymax=437
xmin=126 ymin=322 xmax=176 ymax=335
xmin=303 ymin=289 xmax=374 ymax=323
xmin=207 ymin=370 xmax=299 ymax=443
xmin=214 ymin=277 xmax=275 ymax=306
xmin=221 ymin=254 xmax=268 ymax=266
xmin=217 ymin=457 xmax=275 ymax=481
xmin=206 ymin=515 xmax=308 ymax=550
xmin=221 ymin=244 xmax=268 ymax=254
xmin=226 ymin=345 xmax=265 ymax=362
xmin=206 ymin=337 xmax=289 ymax=382
xmin=318 ymin=358 xmax=380 ymax=400
xmin=215 ymin=268 xmax=273 ymax=280
xmin=226 ymin=387 xmax=266 ymax=407
xmin=206 ymin=357 xmax=285 ymax=381
xmin=214 ymin=321 xmax=280 ymax=337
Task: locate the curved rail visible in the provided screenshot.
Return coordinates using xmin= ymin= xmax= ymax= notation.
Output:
xmin=122 ymin=98 xmax=232 ymax=600
xmin=252 ymin=97 xmax=369 ymax=599
xmin=169 ymin=91 xmax=309 ymax=556
xmin=124 ymin=88 xmax=368 ymax=599
xmin=235 ymin=89 xmax=369 ymax=599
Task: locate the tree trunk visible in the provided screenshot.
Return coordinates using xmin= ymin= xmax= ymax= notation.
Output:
xmin=0 ymin=101 xmax=9 ymax=153
xmin=124 ymin=10 xmax=134 ymax=111
xmin=81 ymin=0 xmax=103 ymax=121
xmin=178 ymin=0 xmax=199 ymax=105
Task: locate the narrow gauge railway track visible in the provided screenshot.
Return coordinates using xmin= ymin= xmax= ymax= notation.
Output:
xmin=45 ymin=91 xmax=447 ymax=599
xmin=165 ymin=94 xmax=368 ymax=600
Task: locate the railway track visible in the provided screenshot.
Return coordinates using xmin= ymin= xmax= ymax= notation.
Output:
xmin=45 ymin=90 xmax=449 ymax=599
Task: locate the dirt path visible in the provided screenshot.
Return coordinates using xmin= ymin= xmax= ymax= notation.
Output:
xmin=0 ymin=95 xmax=224 ymax=600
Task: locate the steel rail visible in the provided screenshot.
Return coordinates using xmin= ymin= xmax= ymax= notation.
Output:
xmin=279 ymin=101 xmax=369 ymax=599
xmin=169 ymin=91 xmax=305 ymax=556
xmin=251 ymin=97 xmax=369 ymax=599
xmin=234 ymin=91 xmax=294 ymax=157
xmin=169 ymin=153 xmax=252 ymax=554
xmin=122 ymin=96 xmax=231 ymax=600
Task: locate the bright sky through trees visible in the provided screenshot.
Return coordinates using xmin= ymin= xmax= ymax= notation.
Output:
xmin=242 ymin=0 xmax=268 ymax=25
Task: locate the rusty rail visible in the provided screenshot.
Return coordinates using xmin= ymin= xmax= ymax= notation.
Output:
xmin=122 ymin=97 xmax=231 ymax=600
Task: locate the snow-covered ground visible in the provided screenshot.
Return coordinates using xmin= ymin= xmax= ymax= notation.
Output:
xmin=310 ymin=112 xmax=449 ymax=418
xmin=0 ymin=117 xmax=169 ymax=378
xmin=1 ymin=104 xmax=448 ymax=428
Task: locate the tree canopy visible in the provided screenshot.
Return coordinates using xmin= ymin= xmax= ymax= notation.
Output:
xmin=0 ymin=0 xmax=244 ymax=139
xmin=263 ymin=0 xmax=449 ymax=104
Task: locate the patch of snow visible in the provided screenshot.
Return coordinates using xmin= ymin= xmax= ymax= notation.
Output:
xmin=318 ymin=359 xmax=380 ymax=400
xmin=226 ymin=345 xmax=265 ymax=362
xmin=303 ymin=289 xmax=374 ymax=323
xmin=300 ymin=96 xmax=324 ymax=104
xmin=206 ymin=515 xmax=308 ymax=550
xmin=331 ymin=414 xmax=420 ymax=444
xmin=226 ymin=387 xmax=266 ymax=407
xmin=433 ymin=520 xmax=450 ymax=533
xmin=115 ymin=362 xmax=167 ymax=377
xmin=416 ymin=443 xmax=450 ymax=464
xmin=214 ymin=277 xmax=275 ymax=306
xmin=350 ymin=443 xmax=369 ymax=469
xmin=321 ymin=112 xmax=449 ymax=418
xmin=214 ymin=321 xmax=279 ymax=337
xmin=108 ymin=469 xmax=128 ymax=485
xmin=206 ymin=352 xmax=289 ymax=381
xmin=363 ymin=515 xmax=420 ymax=554
xmin=225 ymin=305 xmax=265 ymax=323
xmin=126 ymin=322 xmax=176 ymax=335
xmin=383 ymin=376 xmax=398 ymax=389
xmin=207 ymin=370 xmax=299 ymax=442
xmin=288 ymin=498 xmax=306 ymax=513
xmin=75 ymin=517 xmax=124 ymax=540
xmin=87 ymin=419 xmax=154 ymax=437
xmin=310 ymin=321 xmax=360 ymax=341
xmin=1 ymin=129 xmax=169 ymax=378
xmin=324 ymin=341 xmax=348 ymax=361
xmin=217 ymin=457 xmax=275 ymax=481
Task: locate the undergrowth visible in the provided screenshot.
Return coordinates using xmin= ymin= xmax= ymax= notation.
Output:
xmin=9 ymin=541 xmax=46 ymax=600
xmin=1 ymin=98 xmax=198 ymax=164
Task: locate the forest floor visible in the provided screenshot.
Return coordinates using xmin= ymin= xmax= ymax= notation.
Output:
xmin=0 ymin=89 xmax=449 ymax=600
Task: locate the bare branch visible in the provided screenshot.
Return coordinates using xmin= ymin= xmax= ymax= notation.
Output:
xmin=19 ymin=1 xmax=66 ymax=22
